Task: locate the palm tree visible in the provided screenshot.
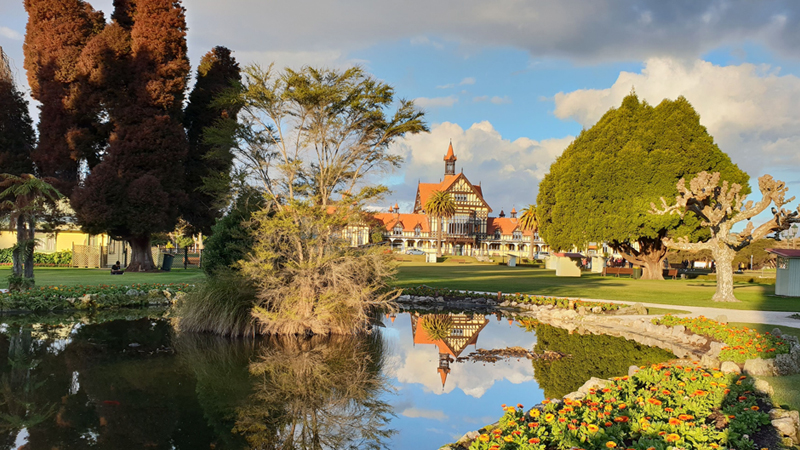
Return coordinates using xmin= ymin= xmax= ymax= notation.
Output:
xmin=519 ymin=204 xmax=539 ymax=261
xmin=0 ymin=174 xmax=62 ymax=284
xmin=424 ymin=190 xmax=456 ymax=257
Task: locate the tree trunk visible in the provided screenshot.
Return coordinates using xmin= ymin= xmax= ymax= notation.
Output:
xmin=710 ymin=242 xmax=738 ymax=302
xmin=529 ymin=235 xmax=534 ymax=261
xmin=11 ymin=219 xmax=23 ymax=277
xmin=614 ymin=238 xmax=667 ymax=280
xmin=23 ymin=218 xmax=35 ymax=279
xmin=436 ymin=216 xmax=442 ymax=257
xmin=127 ymin=235 xmax=156 ymax=271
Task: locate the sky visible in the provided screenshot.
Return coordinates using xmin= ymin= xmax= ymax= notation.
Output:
xmin=2 ymin=0 xmax=800 ymax=226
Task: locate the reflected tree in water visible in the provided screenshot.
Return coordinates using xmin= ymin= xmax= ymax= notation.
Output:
xmin=233 ymin=332 xmax=394 ymax=449
xmin=530 ymin=324 xmax=675 ymax=399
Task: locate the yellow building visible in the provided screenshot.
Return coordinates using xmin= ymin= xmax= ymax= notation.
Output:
xmin=0 ymin=227 xmax=128 ymax=268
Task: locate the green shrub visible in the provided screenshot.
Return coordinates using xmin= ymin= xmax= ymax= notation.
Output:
xmin=175 ymin=270 xmax=259 ymax=337
xmin=202 ymin=190 xmax=263 ymax=275
xmin=0 ymin=249 xmax=72 ymax=266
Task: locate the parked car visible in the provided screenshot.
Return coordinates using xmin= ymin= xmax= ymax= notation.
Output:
xmin=406 ymin=249 xmax=425 ymax=255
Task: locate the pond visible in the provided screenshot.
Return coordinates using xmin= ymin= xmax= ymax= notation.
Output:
xmin=0 ymin=308 xmax=675 ymax=449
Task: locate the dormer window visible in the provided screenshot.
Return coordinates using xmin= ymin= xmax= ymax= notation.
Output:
xmin=393 ymin=224 xmax=403 ymax=236
xmin=414 ymin=225 xmax=421 ymax=237
xmin=513 ymin=230 xmax=522 ymax=240
xmin=494 ymin=230 xmax=501 ymax=240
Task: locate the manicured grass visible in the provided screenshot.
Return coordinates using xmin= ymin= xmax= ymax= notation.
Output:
xmin=394 ymin=263 xmax=800 ymax=312
xmin=0 ymin=267 xmax=205 ymax=288
xmin=727 ymin=322 xmax=800 ymax=341
xmin=645 ymin=307 xmax=692 ymax=316
xmin=759 ymin=374 xmax=800 ymax=411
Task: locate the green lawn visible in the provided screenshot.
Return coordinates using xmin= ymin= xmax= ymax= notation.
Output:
xmin=394 ymin=263 xmax=800 ymax=312
xmin=0 ymin=267 xmax=205 ymax=288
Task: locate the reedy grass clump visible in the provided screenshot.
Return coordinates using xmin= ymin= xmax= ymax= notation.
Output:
xmin=174 ymin=270 xmax=259 ymax=337
xmin=421 ymin=314 xmax=454 ymax=341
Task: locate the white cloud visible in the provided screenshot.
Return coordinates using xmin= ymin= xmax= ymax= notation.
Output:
xmin=0 ymin=26 xmax=22 ymax=41
xmin=414 ymin=96 xmax=459 ymax=108
xmin=472 ymin=95 xmax=489 ymax=103
xmin=401 ymin=408 xmax=449 ymax=421
xmin=490 ymin=96 xmax=512 ymax=105
xmin=460 ymin=77 xmax=476 ymax=85
xmin=436 ymin=83 xmax=455 ymax=89
xmin=553 ymin=57 xmax=800 ymax=174
xmin=388 ymin=121 xmax=573 ymax=213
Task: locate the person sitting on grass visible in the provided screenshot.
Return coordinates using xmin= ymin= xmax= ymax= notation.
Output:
xmin=111 ymin=261 xmax=124 ymax=275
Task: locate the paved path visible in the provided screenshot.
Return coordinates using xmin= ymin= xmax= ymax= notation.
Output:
xmin=605 ymin=299 xmax=800 ymax=328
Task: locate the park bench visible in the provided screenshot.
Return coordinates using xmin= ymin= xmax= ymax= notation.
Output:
xmin=603 ymin=267 xmax=634 ymax=277
xmin=663 ymin=268 xmax=678 ymax=280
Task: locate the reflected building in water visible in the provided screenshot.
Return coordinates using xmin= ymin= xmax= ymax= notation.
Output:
xmin=410 ymin=313 xmax=489 ymax=388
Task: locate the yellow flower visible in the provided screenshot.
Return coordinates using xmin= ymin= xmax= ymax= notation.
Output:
xmin=606 ymin=442 xmax=617 ymax=448
xmin=544 ymin=413 xmax=555 ymax=422
xmin=503 ymin=435 xmax=513 ymax=442
xmin=529 ymin=409 xmax=540 ymax=418
xmin=479 ymin=434 xmax=490 ymax=443
xmin=587 ymin=424 xmax=599 ymax=433
xmin=665 ymin=434 xmax=680 ymax=443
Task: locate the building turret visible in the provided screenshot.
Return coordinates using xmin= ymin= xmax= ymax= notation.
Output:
xmin=510 ymin=207 xmax=517 ymax=218
xmin=444 ymin=141 xmax=457 ymax=176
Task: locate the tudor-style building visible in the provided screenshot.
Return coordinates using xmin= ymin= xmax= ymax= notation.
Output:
xmin=370 ymin=142 xmax=549 ymax=257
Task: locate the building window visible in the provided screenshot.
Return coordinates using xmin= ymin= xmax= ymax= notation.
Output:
xmin=454 ymin=194 xmax=467 ymax=202
xmin=513 ymin=231 xmax=522 ymax=240
xmin=494 ymin=231 xmax=501 ymax=240
xmin=393 ymin=225 xmax=403 ymax=236
xmin=414 ymin=226 xmax=421 ymax=237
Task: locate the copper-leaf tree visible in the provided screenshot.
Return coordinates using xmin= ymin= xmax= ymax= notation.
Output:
xmin=651 ymin=171 xmax=800 ymax=302
xmin=23 ymin=0 xmax=106 ymax=195
xmin=71 ymin=0 xmax=190 ymax=271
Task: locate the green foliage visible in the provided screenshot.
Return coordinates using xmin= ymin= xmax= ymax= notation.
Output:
xmin=240 ymin=201 xmax=399 ymax=336
xmin=0 ymin=249 xmax=72 ymax=266
xmin=532 ymin=324 xmax=674 ymax=398
xmin=537 ymin=94 xmax=749 ymax=253
xmin=0 ymin=283 xmax=190 ymax=312
xmin=425 ymin=190 xmax=456 ymax=256
xmin=202 ymin=190 xmax=263 ymax=275
xmin=420 ymin=314 xmax=453 ymax=341
xmin=7 ymin=274 xmax=35 ymax=291
xmin=174 ymin=269 xmax=258 ymax=337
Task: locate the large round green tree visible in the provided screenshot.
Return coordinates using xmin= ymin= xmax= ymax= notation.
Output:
xmin=537 ymin=93 xmax=748 ymax=279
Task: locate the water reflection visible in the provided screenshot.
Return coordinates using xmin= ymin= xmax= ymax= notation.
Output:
xmin=0 ymin=310 xmax=676 ymax=449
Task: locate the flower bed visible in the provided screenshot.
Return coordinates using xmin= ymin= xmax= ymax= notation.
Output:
xmin=654 ymin=315 xmax=789 ymax=363
xmin=400 ymin=286 xmax=622 ymax=311
xmin=470 ymin=362 xmax=770 ymax=450
xmin=0 ymin=283 xmax=192 ymax=311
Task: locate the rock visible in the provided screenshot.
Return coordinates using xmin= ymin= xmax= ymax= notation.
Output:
xmin=576 ymin=306 xmax=587 ymax=316
xmin=671 ymin=325 xmax=686 ymax=338
xmin=162 ymin=290 xmax=173 ymax=299
xmin=564 ymin=391 xmax=586 ymax=401
xmin=435 ymin=296 xmax=444 ymax=302
xmin=700 ymin=355 xmax=721 ymax=370
xmin=128 ymin=343 xmax=140 ymax=348
xmin=743 ymin=357 xmax=778 ymax=377
xmin=771 ymin=417 xmax=799 ymax=444
xmin=632 ymin=303 xmax=647 ymax=315
xmin=775 ymin=353 xmax=800 ymax=376
xmin=455 ymin=430 xmax=479 ymax=446
xmin=628 ymin=365 xmax=640 ymax=377
xmin=148 ymin=289 xmax=162 ymax=297
xmin=772 ymin=327 xmax=783 ymax=338
xmin=707 ymin=341 xmax=725 ymax=358
xmin=754 ymin=379 xmax=774 ymax=396
xmin=720 ymin=361 xmax=741 ymax=374
xmin=591 ymin=306 xmax=602 ymax=314
xmin=125 ymin=289 xmax=140 ymax=296
xmin=577 ymin=377 xmax=612 ymax=395
xmin=715 ymin=314 xmax=728 ymax=324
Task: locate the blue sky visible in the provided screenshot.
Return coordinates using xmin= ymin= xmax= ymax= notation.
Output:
xmin=1 ymin=0 xmax=799 ymax=228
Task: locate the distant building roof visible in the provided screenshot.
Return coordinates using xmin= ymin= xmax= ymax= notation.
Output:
xmin=766 ymin=248 xmax=800 ymax=258
xmin=553 ymin=252 xmax=584 ymax=258
xmin=486 ymin=217 xmax=533 ymax=236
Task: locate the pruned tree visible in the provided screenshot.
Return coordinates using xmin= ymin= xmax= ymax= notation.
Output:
xmin=182 ymin=46 xmax=242 ymax=235
xmin=71 ymin=0 xmax=191 ymax=272
xmin=519 ymin=204 xmax=539 ymax=260
xmin=651 ymin=171 xmax=800 ymax=302
xmin=425 ymin=190 xmax=456 ymax=257
xmin=537 ymin=93 xmax=748 ymax=280
xmin=0 ymin=53 xmax=35 ymax=177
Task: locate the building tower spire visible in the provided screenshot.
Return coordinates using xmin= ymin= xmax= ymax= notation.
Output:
xmin=444 ymin=140 xmax=457 ymax=176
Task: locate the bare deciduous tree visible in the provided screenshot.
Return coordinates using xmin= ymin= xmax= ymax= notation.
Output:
xmin=651 ymin=171 xmax=799 ymax=302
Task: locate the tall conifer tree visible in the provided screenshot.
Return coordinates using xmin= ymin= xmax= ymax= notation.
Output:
xmin=72 ymin=0 xmax=190 ymax=271
xmin=23 ymin=0 xmax=105 ymax=194
xmin=182 ymin=46 xmax=241 ymax=235
xmin=0 ymin=53 xmax=35 ymax=176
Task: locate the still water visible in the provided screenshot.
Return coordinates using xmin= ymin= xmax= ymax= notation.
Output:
xmin=1 ymin=309 xmax=673 ymax=449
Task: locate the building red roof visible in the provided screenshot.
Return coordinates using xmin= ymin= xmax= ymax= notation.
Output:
xmin=553 ymin=252 xmax=584 ymax=258
xmin=373 ymin=212 xmax=430 ymax=232
xmin=415 ymin=173 xmax=492 ymax=213
xmin=766 ymin=248 xmax=800 ymax=258
xmin=444 ymin=141 xmax=457 ymax=162
xmin=486 ymin=217 xmax=533 ymax=236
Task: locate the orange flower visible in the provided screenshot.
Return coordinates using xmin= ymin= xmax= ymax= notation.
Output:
xmin=751 ymin=406 xmax=760 ymax=411
xmin=665 ymin=434 xmax=680 ymax=443
xmin=606 ymin=442 xmax=617 ymax=448
xmin=529 ymin=438 xmax=541 ymax=444
xmin=614 ymin=416 xmax=629 ymax=423
xmin=647 ymin=398 xmax=662 ymax=406
xmin=587 ymin=424 xmax=599 ymax=433
xmin=479 ymin=434 xmax=490 ymax=443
